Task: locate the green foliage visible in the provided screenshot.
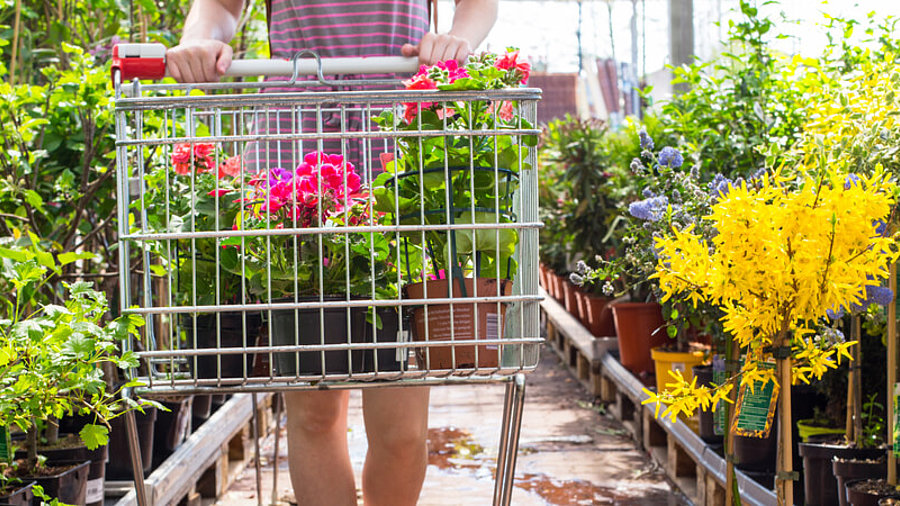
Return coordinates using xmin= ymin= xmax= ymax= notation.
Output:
xmin=0 ymin=231 xmax=151 ymax=475
xmin=659 ymin=0 xmax=808 ymax=179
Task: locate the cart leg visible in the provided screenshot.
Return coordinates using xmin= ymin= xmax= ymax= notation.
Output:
xmin=252 ymin=393 xmax=263 ymax=506
xmin=125 ymin=409 xmax=149 ymax=506
xmin=492 ymin=373 xmax=526 ymax=506
xmin=272 ymin=393 xmax=283 ymax=506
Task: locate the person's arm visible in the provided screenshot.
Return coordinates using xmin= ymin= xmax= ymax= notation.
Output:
xmin=401 ymin=0 xmax=499 ymax=64
xmin=167 ymin=0 xmax=244 ymax=82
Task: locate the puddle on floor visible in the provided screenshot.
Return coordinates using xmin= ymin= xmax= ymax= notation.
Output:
xmin=427 ymin=426 xmax=485 ymax=469
xmin=515 ymin=473 xmax=670 ymax=505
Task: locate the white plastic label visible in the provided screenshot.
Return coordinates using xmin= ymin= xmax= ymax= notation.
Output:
xmin=85 ymin=477 xmax=104 ymax=504
xmin=396 ymin=330 xmax=409 ymax=362
xmin=486 ymin=313 xmax=501 ymax=350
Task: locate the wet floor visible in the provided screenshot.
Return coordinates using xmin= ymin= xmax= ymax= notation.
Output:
xmin=214 ymin=346 xmax=682 ymax=505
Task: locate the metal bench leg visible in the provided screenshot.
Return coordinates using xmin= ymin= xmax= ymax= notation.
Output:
xmin=492 ymin=373 xmax=526 ymax=506
xmin=126 ymin=409 xmax=149 ymax=506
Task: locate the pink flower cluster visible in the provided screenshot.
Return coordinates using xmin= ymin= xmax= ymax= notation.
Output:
xmin=400 ymin=50 xmax=531 ymax=123
xmin=402 ymin=60 xmax=468 ymax=123
xmin=246 ymin=151 xmax=365 ymax=228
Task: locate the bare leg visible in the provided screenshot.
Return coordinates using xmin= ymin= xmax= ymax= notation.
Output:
xmin=361 ymin=387 xmax=430 ymax=506
xmin=284 ymin=390 xmax=356 ymax=506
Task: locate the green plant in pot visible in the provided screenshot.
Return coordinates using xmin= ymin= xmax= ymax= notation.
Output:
xmin=371 ymin=51 xmax=535 ymax=370
xmin=234 ymin=151 xmax=391 ymax=376
xmin=0 ymin=232 xmax=149 ymax=504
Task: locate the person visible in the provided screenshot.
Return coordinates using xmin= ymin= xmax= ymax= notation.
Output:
xmin=167 ymin=1 xmax=497 ymax=505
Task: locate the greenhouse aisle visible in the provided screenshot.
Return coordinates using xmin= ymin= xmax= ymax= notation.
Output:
xmin=212 ymin=347 xmax=683 ymax=505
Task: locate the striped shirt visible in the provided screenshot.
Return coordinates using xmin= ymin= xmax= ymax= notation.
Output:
xmin=244 ymin=0 xmax=430 ymax=177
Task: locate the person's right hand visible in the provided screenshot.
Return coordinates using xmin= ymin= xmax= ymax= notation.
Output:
xmin=167 ymin=39 xmax=233 ymax=83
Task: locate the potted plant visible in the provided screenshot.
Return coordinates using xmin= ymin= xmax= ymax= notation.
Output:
xmin=0 ymin=233 xmax=150 ymax=504
xmin=141 ymin=144 xmax=263 ymax=380
xmin=234 ymin=151 xmax=392 ymax=376
xmin=371 ymin=51 xmax=535 ymax=370
xmin=643 ymin=165 xmax=898 ymax=505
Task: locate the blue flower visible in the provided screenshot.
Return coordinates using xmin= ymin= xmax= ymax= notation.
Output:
xmin=875 ymin=220 xmax=887 ymax=236
xmin=639 ymin=130 xmax=654 ymax=150
xmin=844 ymin=173 xmax=860 ymax=190
xmin=850 ymin=285 xmax=894 ymax=313
xmin=642 ymin=188 xmax=656 ymax=198
xmin=658 ymin=147 xmax=684 ymax=168
xmin=629 ymin=196 xmax=669 ymax=222
xmin=708 ymin=173 xmax=733 ymax=198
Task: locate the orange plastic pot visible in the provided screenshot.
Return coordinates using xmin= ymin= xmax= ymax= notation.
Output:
xmin=611 ymin=302 xmax=668 ymax=375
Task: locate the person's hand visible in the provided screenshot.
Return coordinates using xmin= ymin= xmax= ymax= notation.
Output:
xmin=402 ymin=32 xmax=471 ymax=65
xmin=167 ymin=39 xmax=233 ymax=83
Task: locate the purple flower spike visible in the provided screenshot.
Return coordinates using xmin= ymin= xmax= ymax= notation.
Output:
xmin=629 ymin=196 xmax=669 ymax=222
xmin=844 ymin=173 xmax=860 ymax=190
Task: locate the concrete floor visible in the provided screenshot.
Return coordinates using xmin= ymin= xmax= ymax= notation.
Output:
xmin=214 ymin=347 xmax=682 ymax=505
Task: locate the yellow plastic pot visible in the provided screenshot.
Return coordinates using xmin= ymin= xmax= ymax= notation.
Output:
xmin=651 ymin=347 xmax=707 ymax=393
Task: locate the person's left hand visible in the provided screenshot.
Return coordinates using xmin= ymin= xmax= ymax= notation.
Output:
xmin=402 ymin=32 xmax=471 ymax=65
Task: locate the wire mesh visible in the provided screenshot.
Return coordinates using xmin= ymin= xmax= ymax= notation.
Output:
xmin=114 ymin=78 xmax=542 ymax=395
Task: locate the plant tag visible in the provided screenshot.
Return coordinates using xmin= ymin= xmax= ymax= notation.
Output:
xmin=0 ymin=426 xmax=9 ymax=464
xmin=486 ymin=313 xmax=501 ymax=350
xmin=713 ymin=356 xmax=726 ymax=436
xmin=85 ymin=477 xmax=104 ymax=503
xmin=396 ymin=330 xmax=409 ymax=363
xmin=732 ymin=362 xmax=779 ymax=438
xmin=671 ymin=362 xmax=686 ymax=374
xmin=894 ymin=383 xmax=900 ymax=457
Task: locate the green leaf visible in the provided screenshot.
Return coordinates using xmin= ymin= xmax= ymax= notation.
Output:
xmin=666 ymin=325 xmax=678 ymax=338
xmin=79 ymin=424 xmax=109 ymax=450
xmin=58 ymin=251 xmax=99 ymax=266
xmin=23 ymin=190 xmax=44 ymax=210
xmin=0 ymin=247 xmax=29 ymax=262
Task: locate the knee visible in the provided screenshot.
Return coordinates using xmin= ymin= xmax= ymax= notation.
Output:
xmin=284 ymin=393 xmax=345 ymax=435
xmin=368 ymin=426 xmax=428 ymax=462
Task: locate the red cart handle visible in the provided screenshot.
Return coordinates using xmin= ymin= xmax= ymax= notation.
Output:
xmin=112 ymin=43 xmax=167 ymax=82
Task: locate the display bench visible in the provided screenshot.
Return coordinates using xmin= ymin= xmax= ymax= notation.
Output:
xmin=109 ymin=393 xmax=275 ymax=506
xmin=540 ymin=288 xmax=777 ymax=505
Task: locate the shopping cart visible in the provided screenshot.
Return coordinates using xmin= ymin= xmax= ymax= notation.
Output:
xmin=111 ymin=43 xmax=542 ymax=506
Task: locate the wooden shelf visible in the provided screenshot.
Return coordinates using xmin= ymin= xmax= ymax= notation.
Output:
xmin=540 ymin=297 xmax=777 ymax=506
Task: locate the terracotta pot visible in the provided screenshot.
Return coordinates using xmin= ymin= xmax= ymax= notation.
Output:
xmin=550 ymin=272 xmax=564 ymax=302
xmin=573 ymin=289 xmax=589 ymax=326
xmin=610 ymin=302 xmax=668 ymax=375
xmin=584 ymin=294 xmax=616 ymax=337
xmin=562 ymin=279 xmax=578 ymax=316
xmin=406 ymin=277 xmax=512 ymax=370
xmin=538 ymin=263 xmax=551 ymax=292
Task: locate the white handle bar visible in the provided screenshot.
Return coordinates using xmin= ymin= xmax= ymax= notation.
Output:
xmin=111 ymin=43 xmax=420 ymax=82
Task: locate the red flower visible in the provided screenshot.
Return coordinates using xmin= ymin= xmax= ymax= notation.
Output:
xmin=218 ymin=155 xmax=242 ymax=178
xmin=495 ymin=50 xmax=531 ymax=85
xmin=172 ymin=142 xmax=216 ymax=175
xmin=207 ymin=188 xmax=232 ymax=197
xmin=402 ymin=72 xmax=438 ymax=123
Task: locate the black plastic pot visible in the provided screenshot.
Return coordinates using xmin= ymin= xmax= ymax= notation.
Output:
xmin=14 ymin=437 xmax=109 ymax=506
xmin=183 ymin=312 xmax=263 ymax=380
xmin=834 ymin=458 xmax=886 ymax=506
xmin=692 ymin=365 xmax=722 ymax=444
xmin=269 ymin=298 xmax=367 ymax=376
xmin=0 ymin=481 xmax=34 ymax=506
xmin=799 ymin=442 xmax=883 ymax=506
xmin=106 ymin=406 xmax=157 ymax=480
xmin=364 ymin=307 xmax=406 ymax=373
xmin=22 ymin=460 xmax=90 ymax=505
xmin=192 ymin=394 xmax=213 ymax=424
xmin=846 ymin=479 xmax=900 ymax=506
xmin=152 ymin=397 xmax=193 ymax=469
xmin=734 ymin=430 xmax=777 ymax=472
